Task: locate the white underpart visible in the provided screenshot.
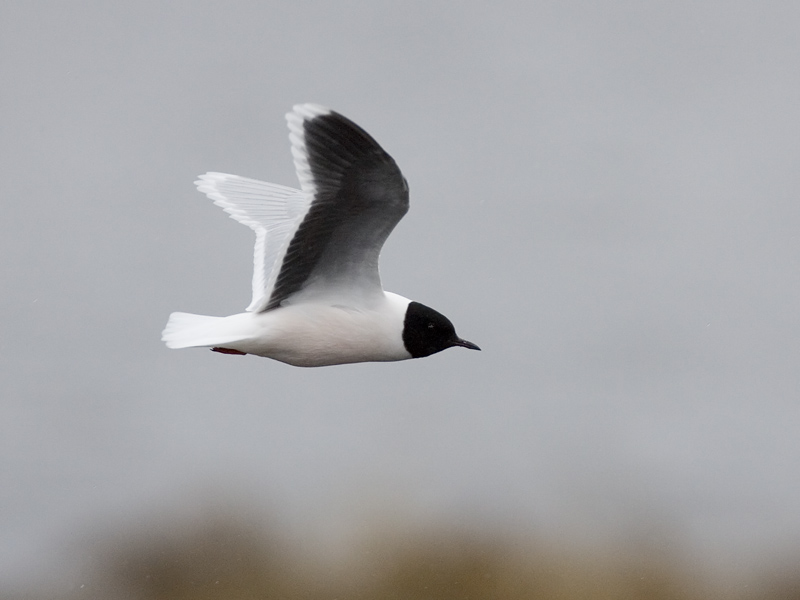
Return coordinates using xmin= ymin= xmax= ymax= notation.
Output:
xmin=162 ymin=292 xmax=411 ymax=367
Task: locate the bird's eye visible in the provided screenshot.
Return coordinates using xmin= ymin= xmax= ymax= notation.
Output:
xmin=427 ymin=323 xmax=435 ymax=329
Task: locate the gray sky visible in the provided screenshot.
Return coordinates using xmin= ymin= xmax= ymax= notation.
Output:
xmin=2 ymin=0 xmax=799 ymax=588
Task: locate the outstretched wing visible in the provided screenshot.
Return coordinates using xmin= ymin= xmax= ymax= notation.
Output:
xmin=195 ymin=172 xmax=309 ymax=312
xmin=265 ymin=103 xmax=409 ymax=310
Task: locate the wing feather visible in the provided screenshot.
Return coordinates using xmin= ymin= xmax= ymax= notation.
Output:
xmin=263 ymin=104 xmax=409 ymax=310
xmin=195 ymin=172 xmax=309 ymax=312
xmin=194 ymin=104 xmax=409 ymax=314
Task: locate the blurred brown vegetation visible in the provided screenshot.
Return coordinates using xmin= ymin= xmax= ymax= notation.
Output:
xmin=9 ymin=514 xmax=800 ymax=600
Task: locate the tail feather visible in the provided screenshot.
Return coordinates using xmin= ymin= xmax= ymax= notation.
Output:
xmin=161 ymin=312 xmax=252 ymax=350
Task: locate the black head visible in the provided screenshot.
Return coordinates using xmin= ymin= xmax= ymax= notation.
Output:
xmin=402 ymin=301 xmax=480 ymax=359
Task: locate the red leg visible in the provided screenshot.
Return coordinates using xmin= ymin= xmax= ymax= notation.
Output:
xmin=211 ymin=347 xmax=247 ymax=356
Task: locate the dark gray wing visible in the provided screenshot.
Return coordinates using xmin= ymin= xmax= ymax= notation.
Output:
xmin=263 ymin=104 xmax=409 ymax=310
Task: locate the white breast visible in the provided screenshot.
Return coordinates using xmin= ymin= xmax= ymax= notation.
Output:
xmin=232 ymin=291 xmax=412 ymax=367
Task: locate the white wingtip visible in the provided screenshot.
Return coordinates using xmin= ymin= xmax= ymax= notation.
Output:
xmin=288 ymin=103 xmax=331 ymax=121
xmin=286 ymin=104 xmax=331 ymax=196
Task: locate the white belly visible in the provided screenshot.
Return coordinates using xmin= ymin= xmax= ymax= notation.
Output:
xmin=230 ymin=293 xmax=412 ymax=367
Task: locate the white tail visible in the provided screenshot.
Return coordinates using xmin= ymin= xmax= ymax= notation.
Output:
xmin=161 ymin=312 xmax=252 ymax=349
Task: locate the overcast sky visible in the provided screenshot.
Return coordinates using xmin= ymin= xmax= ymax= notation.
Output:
xmin=2 ymin=0 xmax=799 ymax=589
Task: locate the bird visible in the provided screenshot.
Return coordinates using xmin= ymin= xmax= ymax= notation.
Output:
xmin=162 ymin=103 xmax=479 ymax=367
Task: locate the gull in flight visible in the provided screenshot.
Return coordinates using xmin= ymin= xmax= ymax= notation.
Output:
xmin=162 ymin=104 xmax=479 ymax=367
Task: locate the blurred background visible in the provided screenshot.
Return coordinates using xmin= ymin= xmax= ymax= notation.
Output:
xmin=2 ymin=1 xmax=799 ymax=598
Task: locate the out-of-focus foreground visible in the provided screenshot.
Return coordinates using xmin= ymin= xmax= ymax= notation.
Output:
xmin=9 ymin=511 xmax=800 ymax=600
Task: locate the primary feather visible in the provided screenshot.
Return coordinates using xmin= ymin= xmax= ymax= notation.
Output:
xmin=194 ymin=173 xmax=308 ymax=312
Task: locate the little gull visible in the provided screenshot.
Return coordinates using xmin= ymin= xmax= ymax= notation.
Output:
xmin=162 ymin=104 xmax=479 ymax=367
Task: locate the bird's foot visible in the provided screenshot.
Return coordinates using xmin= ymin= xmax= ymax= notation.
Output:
xmin=211 ymin=347 xmax=247 ymax=355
